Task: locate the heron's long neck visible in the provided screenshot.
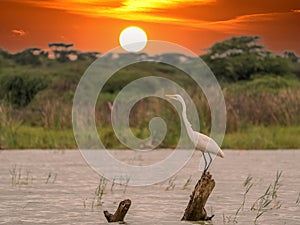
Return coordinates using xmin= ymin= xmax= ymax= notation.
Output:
xmin=180 ymin=100 xmax=195 ymax=142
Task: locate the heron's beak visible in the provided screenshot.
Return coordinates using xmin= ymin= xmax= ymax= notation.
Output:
xmin=165 ymin=94 xmax=176 ymax=99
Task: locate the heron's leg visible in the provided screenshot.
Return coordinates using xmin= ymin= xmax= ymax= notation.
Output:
xmin=202 ymin=152 xmax=207 ymax=177
xmin=207 ymin=153 xmax=212 ymax=169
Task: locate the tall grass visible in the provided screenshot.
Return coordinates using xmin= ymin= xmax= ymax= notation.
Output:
xmin=0 ymin=103 xmax=23 ymax=147
xmin=1 ymin=75 xmax=300 ymax=149
xmin=21 ymin=85 xmax=300 ymax=133
xmin=225 ymin=88 xmax=300 ymax=132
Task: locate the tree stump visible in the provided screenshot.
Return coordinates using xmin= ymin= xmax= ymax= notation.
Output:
xmin=182 ymin=172 xmax=215 ymax=221
xmin=103 ymin=199 xmax=131 ymax=223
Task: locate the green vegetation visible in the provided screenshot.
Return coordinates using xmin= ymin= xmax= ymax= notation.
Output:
xmin=1 ymin=125 xmax=299 ymax=149
xmin=223 ymin=126 xmax=300 ymax=149
xmin=202 ymin=36 xmax=292 ymax=82
xmin=223 ymin=172 xmax=282 ymax=224
xmin=0 ymin=36 xmax=299 ymax=149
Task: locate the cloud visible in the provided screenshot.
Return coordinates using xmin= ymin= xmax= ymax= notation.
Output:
xmin=11 ymin=29 xmax=26 ymax=36
xmin=207 ymin=10 xmax=300 ymax=34
xmin=8 ymin=0 xmax=213 ymax=24
xmin=7 ymin=0 xmax=300 ymax=32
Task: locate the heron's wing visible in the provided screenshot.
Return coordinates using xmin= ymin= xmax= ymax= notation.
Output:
xmin=194 ymin=132 xmax=224 ymax=157
xmin=194 ymin=132 xmax=210 ymax=151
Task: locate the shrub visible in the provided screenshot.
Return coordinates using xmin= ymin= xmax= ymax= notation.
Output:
xmin=0 ymin=74 xmax=47 ymax=108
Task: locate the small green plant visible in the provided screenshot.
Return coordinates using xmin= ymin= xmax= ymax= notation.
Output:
xmin=165 ymin=176 xmax=176 ymax=191
xmin=182 ymin=175 xmax=192 ymax=190
xmin=92 ymin=176 xmax=107 ymax=209
xmin=296 ymin=192 xmax=300 ymax=205
xmin=251 ymin=171 xmax=282 ymax=224
xmin=223 ymin=175 xmax=253 ymax=224
xmin=9 ymin=165 xmax=19 ymax=185
xmin=236 ymin=175 xmax=253 ymax=215
xmin=110 ymin=177 xmax=116 ymax=192
xmin=122 ymin=176 xmax=130 ymax=194
xmin=108 ymin=175 xmax=130 ymax=193
xmin=9 ymin=165 xmax=32 ymax=186
xmin=45 ymin=172 xmax=57 ymax=184
xmin=83 ymin=198 xmax=87 ymax=208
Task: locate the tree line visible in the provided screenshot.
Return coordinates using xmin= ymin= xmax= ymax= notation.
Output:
xmin=202 ymin=36 xmax=299 ymax=82
xmin=0 ymin=36 xmax=299 ymax=110
xmin=0 ymin=42 xmax=100 ymax=65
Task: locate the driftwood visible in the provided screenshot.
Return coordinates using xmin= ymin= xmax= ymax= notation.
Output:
xmin=103 ymin=199 xmax=131 ymax=223
xmin=182 ymin=172 xmax=215 ymax=221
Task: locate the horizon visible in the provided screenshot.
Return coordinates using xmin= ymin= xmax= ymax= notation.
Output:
xmin=0 ymin=35 xmax=297 ymax=57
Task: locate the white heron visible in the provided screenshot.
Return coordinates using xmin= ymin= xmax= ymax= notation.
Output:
xmin=165 ymin=94 xmax=224 ymax=175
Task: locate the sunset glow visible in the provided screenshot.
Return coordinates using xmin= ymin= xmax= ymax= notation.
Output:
xmin=1 ymin=0 xmax=300 ymax=54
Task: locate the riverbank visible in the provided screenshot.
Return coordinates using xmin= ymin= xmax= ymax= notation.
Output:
xmin=1 ymin=125 xmax=299 ymax=150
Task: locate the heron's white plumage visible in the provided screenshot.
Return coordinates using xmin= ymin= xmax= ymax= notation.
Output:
xmin=193 ymin=131 xmax=224 ymax=158
xmin=165 ymin=94 xmax=225 ymax=159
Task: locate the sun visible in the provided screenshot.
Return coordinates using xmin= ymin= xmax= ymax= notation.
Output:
xmin=119 ymin=26 xmax=148 ymax=52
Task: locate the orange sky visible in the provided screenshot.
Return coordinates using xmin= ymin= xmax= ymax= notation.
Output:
xmin=1 ymin=0 xmax=300 ymax=55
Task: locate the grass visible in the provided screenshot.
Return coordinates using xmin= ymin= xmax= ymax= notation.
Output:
xmin=9 ymin=165 xmax=33 ymax=186
xmin=182 ymin=175 xmax=193 ymax=190
xmin=223 ymin=175 xmax=253 ymax=224
xmin=1 ymin=125 xmax=76 ymax=149
xmin=165 ymin=176 xmax=177 ymax=191
xmin=223 ymin=171 xmax=283 ymax=224
xmin=45 ymin=172 xmax=57 ymax=184
xmin=92 ymin=176 xmax=107 ymax=209
xmin=251 ymin=171 xmax=282 ymax=224
xmin=223 ymin=125 xmax=300 ymax=149
xmin=1 ymin=124 xmax=300 ymax=149
xmin=296 ymin=192 xmax=300 ymax=205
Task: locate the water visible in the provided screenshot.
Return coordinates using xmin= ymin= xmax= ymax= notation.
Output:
xmin=0 ymin=150 xmax=299 ymax=225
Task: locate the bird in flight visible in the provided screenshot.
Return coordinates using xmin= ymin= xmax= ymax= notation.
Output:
xmin=165 ymin=94 xmax=224 ymax=176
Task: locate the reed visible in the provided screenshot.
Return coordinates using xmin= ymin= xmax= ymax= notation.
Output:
xmin=225 ymin=88 xmax=300 ymax=132
xmin=45 ymin=172 xmax=57 ymax=184
xmin=182 ymin=175 xmax=193 ymax=190
xmin=9 ymin=165 xmax=33 ymax=186
xmin=251 ymin=171 xmax=282 ymax=224
xmin=165 ymin=176 xmax=177 ymax=191
xmin=223 ymin=175 xmax=253 ymax=224
xmin=223 ymin=171 xmax=283 ymax=225
xmin=296 ymin=192 xmax=300 ymax=205
xmin=92 ymin=176 xmax=107 ymax=209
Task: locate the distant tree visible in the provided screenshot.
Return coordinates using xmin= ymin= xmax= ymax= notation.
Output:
xmin=0 ymin=49 xmax=11 ymax=59
xmin=77 ymin=51 xmax=100 ymax=60
xmin=48 ymin=43 xmax=74 ymax=62
xmin=13 ymin=48 xmax=42 ymax=66
xmin=284 ymin=51 xmax=298 ymax=63
xmin=207 ymin=36 xmax=261 ymax=59
xmin=201 ymin=36 xmax=291 ymax=82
